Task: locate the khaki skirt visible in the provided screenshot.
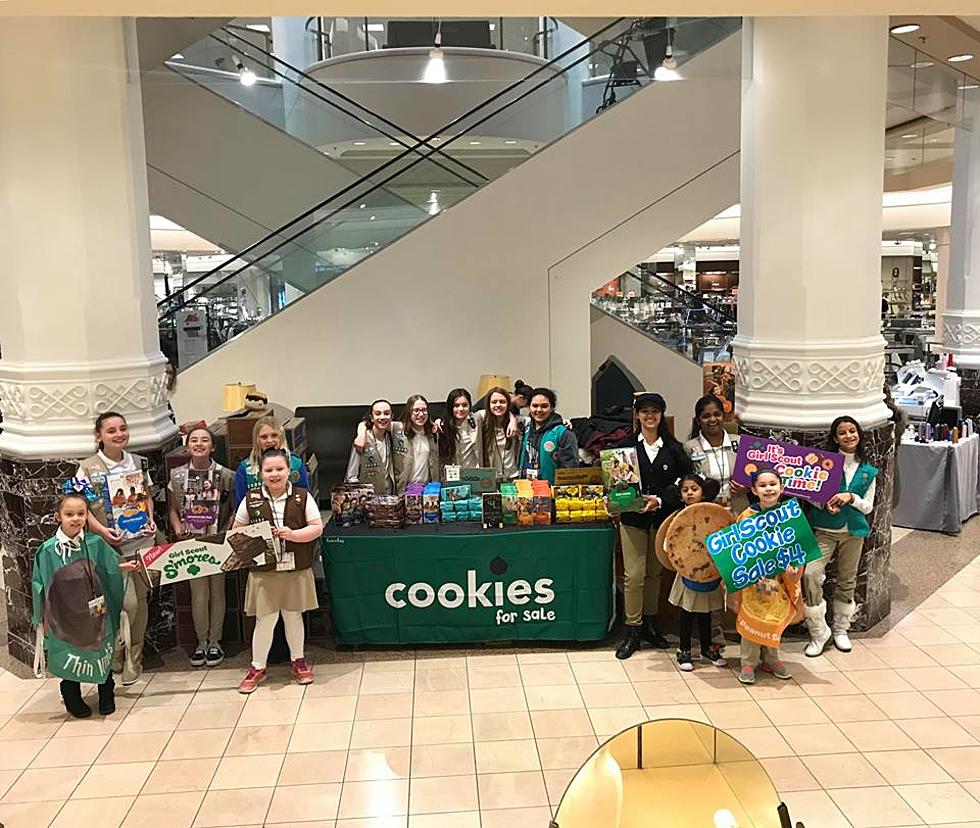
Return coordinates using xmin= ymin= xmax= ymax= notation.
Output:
xmin=668 ymin=572 xmax=724 ymax=614
xmin=245 ymin=569 xmax=318 ymax=617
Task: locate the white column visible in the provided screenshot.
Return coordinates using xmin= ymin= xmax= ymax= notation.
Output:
xmin=0 ymin=18 xmax=175 ymax=457
xmin=943 ymin=97 xmax=980 ymax=366
xmin=733 ymin=17 xmax=890 ymax=428
xmin=934 ymin=227 xmax=950 ymax=340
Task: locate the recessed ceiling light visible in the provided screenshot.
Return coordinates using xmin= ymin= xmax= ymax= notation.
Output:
xmin=910 ymin=61 xmax=934 ymax=69
xmin=389 ymin=142 xmax=400 ymax=146
xmin=901 ymin=133 xmax=917 ymax=138
xmin=469 ymin=141 xmax=481 ymax=145
xmin=890 ymin=23 xmax=920 ymax=34
xmin=246 ymin=23 xmax=270 ymax=33
xmin=353 ymin=141 xmax=366 ymax=146
xmin=369 ymin=215 xmax=376 ymax=221
xmin=948 ymin=54 xmax=974 ymax=63
xmin=171 ymin=52 xmax=185 ymax=60
xmin=960 ymin=83 xmax=980 ymax=90
xmin=504 ymin=140 xmax=517 ymax=145
xmin=359 ymin=204 xmax=366 ymax=209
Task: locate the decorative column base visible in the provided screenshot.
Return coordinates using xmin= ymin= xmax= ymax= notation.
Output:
xmin=739 ymin=420 xmax=896 ymax=632
xmin=0 ymin=437 xmax=181 ymax=669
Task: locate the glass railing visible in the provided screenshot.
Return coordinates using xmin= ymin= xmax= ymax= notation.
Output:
xmin=887 ymin=37 xmax=979 ymax=128
xmin=159 ymin=17 xmax=742 ymax=368
xmin=591 ymin=268 xmax=737 ymax=365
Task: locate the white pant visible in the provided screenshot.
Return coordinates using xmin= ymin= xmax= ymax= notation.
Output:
xmin=250 ymin=610 xmax=305 ymax=670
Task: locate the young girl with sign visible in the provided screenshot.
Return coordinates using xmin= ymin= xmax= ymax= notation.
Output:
xmin=233 ymin=448 xmax=323 ymax=693
xmin=519 ymin=388 xmax=579 ymax=484
xmin=668 ymin=474 xmax=728 ymax=672
xmin=33 ymin=493 xmax=137 ymax=717
xmin=735 ymin=469 xmax=804 ymax=685
xmin=804 ymin=416 xmax=878 ymax=656
xmin=167 ymin=425 xmax=236 ymax=668
xmin=75 ymin=412 xmax=156 ymax=685
xmin=347 ymin=399 xmax=407 ymax=495
xmin=234 ymin=416 xmax=309 ymax=507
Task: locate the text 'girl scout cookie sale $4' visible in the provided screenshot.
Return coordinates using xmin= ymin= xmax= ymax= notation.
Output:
xmin=732 ymin=437 xmax=844 ymax=504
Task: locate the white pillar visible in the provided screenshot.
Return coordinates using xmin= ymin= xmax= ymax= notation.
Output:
xmin=934 ymin=227 xmax=951 ymax=340
xmin=0 ymin=18 xmax=175 ymax=457
xmin=943 ymin=98 xmax=980 ymax=366
xmin=733 ymin=17 xmax=890 ymax=428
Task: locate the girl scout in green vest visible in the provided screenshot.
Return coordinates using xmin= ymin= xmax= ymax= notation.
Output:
xmin=804 ymin=415 xmax=878 ymax=657
xmin=518 ymin=388 xmax=579 ymax=484
xmin=347 ymin=399 xmax=407 ymax=495
xmin=234 ymin=416 xmax=309 ymax=507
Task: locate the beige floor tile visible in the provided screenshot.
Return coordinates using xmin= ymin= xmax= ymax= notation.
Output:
xmin=409 ymin=774 xmax=478 ymax=814
xmin=225 ymin=724 xmax=293 ymax=756
xmin=115 ymin=704 xmax=187 ymax=734
xmin=466 ymin=665 xmax=522 ymax=689
xmin=411 ymin=715 xmax=472 ymax=745
xmin=871 ymin=644 xmax=942 ymax=668
xmin=412 ymin=669 xmax=468 ymax=693
xmin=142 ymin=757 xmax=220 ymax=794
xmin=898 ymin=716 xmax=979 ymax=749
xmin=349 ymin=718 xmax=412 ymax=750
xmin=2 ymin=764 xmax=87 ymax=802
xmin=278 ymin=750 xmax=346 ymax=785
xmin=838 ymin=720 xmax=917 ymax=752
xmin=813 ymin=694 xmax=887 ymax=723
xmin=355 ymin=693 xmax=414 ymax=721
xmin=949 ymin=665 xmax=980 ymax=688
xmin=821 ymin=645 xmax=889 ymax=671
xmin=683 ymin=676 xmax=751 ymax=704
xmin=829 ymin=785 xmax=923 ymax=828
xmin=524 ymin=685 xmax=583 ymax=711
xmin=865 ymin=691 xmax=944 ymax=720
xmin=30 ymin=734 xmax=109 ymax=768
xmin=926 ymin=746 xmax=980 ymax=782
xmin=643 ymin=703 xmax=710 ymax=724
xmin=0 ymin=738 xmax=47 ymax=769
xmin=54 ymin=712 xmax=123 ymax=738
xmin=897 ymin=781 xmax=980 ymax=823
xmin=337 ymin=779 xmax=408 ymax=819
xmin=782 ymin=722 xmax=856 ymax=755
xmin=51 ymin=795 xmax=135 ymax=828
xmin=123 ymin=791 xmax=206 ymax=828
xmin=570 ymin=661 xmax=629 ymax=684
xmin=701 ymin=700 xmax=771 ymax=729
xmin=923 ymin=688 xmax=980 ymax=716
xmin=587 ymin=706 xmax=648 ymax=738
xmin=577 ymin=682 xmax=641 ymax=708
xmin=0 ymin=801 xmax=66 ymax=828
xmin=517 ymin=653 xmax=569 ymax=666
xmin=99 ymin=730 xmax=172 ymax=763
xmin=759 ymin=757 xmax=820 ymax=791
xmin=177 ymin=702 xmax=245 ymax=731
xmin=265 ymin=783 xmax=342 ymax=824
xmin=361 ymin=658 xmax=416 ymax=673
xmin=477 ymin=771 xmax=548 ymax=809
xmin=162 ymin=728 xmax=232 ymax=760
xmin=740 ymin=678 xmax=808 ymax=700
xmin=410 ymin=743 xmax=475 ymax=778
xmin=922 ymin=645 xmax=980 ymax=667
xmin=801 ymin=752 xmax=887 ymax=788
xmin=919 ymin=607 xmax=976 ymax=626
xmin=518 ymin=663 xmax=575 ymax=686
xmin=297 ymin=696 xmax=358 ymax=724
xmin=535 ymin=735 xmax=599 ymax=770
xmin=237 ymin=699 xmax=300 ymax=728
xmin=864 ymin=749 xmax=953 ymax=785
xmin=345 ymin=747 xmax=412 ymax=782
xmin=466 ymin=654 xmax=518 ymax=668
xmin=408 ymin=812 xmax=479 ymax=828
xmin=304 ymin=673 xmax=363 ymax=698
xmin=0 ymin=770 xmax=21 ymax=799
xmin=529 ymin=709 xmax=594 ymax=739
xmin=948 ymin=625 xmax=980 ymax=645
xmin=210 ymin=753 xmax=284 ymax=790
xmin=796 ymin=670 xmax=862 ymax=698
xmin=474 ymin=739 xmax=540 ymax=774
xmin=472 ymin=710 xmax=533 ymax=742
xmin=759 ymin=697 xmax=828 ymax=727
xmin=543 ymin=767 xmax=577 ymax=806
xmin=480 ymin=806 xmax=553 ymax=828
xmin=73 ymin=761 xmax=154 ymax=799
xmin=622 ymin=657 xmax=682 ymax=682
xmin=898 ymin=666 xmax=968 ymax=691
xmin=359 ymin=672 xmax=414 ymax=696
xmin=193 ymin=787 xmax=274 ymax=827
xmin=469 ymin=688 xmax=527 ymax=714
xmin=631 ymin=679 xmax=697 ymax=706
xmin=845 ymin=669 xmax=916 ymax=694
xmin=245 ymin=680 xmax=306 ymax=703
xmin=288 ymin=721 xmax=354 ymax=753
xmin=412 ymin=690 xmax=469 ymax=718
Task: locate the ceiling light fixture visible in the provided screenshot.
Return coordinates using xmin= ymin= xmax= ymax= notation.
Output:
xmin=171 ymin=52 xmax=185 ymax=60
xmin=901 ymin=133 xmax=917 ymax=138
xmin=353 ymin=141 xmax=366 ymax=146
xmin=960 ymin=83 xmax=980 ymax=90
xmin=948 ymin=54 xmax=974 ymax=63
xmin=889 ymin=23 xmax=920 ymax=34
xmin=423 ymin=24 xmax=447 ymax=84
xmin=910 ymin=61 xmax=934 ymax=69
xmin=504 ymin=140 xmax=517 ymax=144
xmin=246 ymin=23 xmax=271 ymax=33
xmin=654 ymin=28 xmax=681 ymax=81
xmin=234 ymin=58 xmax=257 ymax=86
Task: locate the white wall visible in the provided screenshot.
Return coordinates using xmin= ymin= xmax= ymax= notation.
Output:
xmin=171 ymin=33 xmax=741 ymax=424
xmin=590 ymin=306 xmax=704 ymax=429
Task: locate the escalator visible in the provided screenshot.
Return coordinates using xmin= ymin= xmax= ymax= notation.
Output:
xmin=162 ymin=18 xmax=743 ymax=420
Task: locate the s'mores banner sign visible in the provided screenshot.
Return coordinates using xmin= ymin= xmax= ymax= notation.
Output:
xmin=141 ymin=522 xmax=278 ymax=584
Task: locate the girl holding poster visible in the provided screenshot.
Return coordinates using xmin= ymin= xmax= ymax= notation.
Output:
xmin=804 ymin=416 xmax=878 ymax=656
xmin=233 ymin=448 xmax=323 ymax=693
xmin=167 ymin=425 xmax=235 ymax=668
xmin=735 ymin=469 xmax=804 ymax=685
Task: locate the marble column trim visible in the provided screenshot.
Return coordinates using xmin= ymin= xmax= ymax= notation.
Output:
xmin=732 ymin=335 xmax=890 ymax=428
xmin=942 ymin=309 xmax=980 ymax=369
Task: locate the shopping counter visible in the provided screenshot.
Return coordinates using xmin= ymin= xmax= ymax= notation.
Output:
xmin=893 ymin=434 xmax=980 ymax=533
xmin=322 ymin=522 xmax=615 ymax=646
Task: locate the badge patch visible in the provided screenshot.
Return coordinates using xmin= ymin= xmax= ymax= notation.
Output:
xmin=543 ymin=441 xmax=556 ymax=452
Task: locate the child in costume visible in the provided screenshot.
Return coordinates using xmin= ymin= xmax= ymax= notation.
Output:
xmin=32 ymin=493 xmax=137 ymax=718
xmin=735 ymin=469 xmax=804 ymax=685
xmin=667 ymin=474 xmax=728 ymax=672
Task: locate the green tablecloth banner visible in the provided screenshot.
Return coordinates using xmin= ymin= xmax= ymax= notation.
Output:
xmin=706 ymin=499 xmax=823 ymax=593
xmin=323 ymin=525 xmax=615 ymax=645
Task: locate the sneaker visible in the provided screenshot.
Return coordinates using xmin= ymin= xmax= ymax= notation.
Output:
xmin=676 ymin=650 xmax=694 ymax=672
xmin=701 ymin=644 xmax=728 ymax=668
xmin=238 ymin=666 xmax=267 ymax=694
xmin=189 ymin=645 xmax=207 ymax=668
xmin=291 ymin=658 xmax=314 ymax=685
xmin=738 ymin=664 xmax=756 ymax=685
xmin=205 ymin=642 xmax=224 ymax=668
xmin=761 ymin=660 xmax=791 ymax=680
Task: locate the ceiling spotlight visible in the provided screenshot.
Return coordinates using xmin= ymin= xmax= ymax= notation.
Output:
xmin=504 ymin=140 xmax=517 ymax=144
xmin=353 ymin=141 xmax=366 ymax=146
xmin=948 ymin=54 xmax=974 ymax=63
xmin=901 ymin=133 xmax=917 ymax=138
xmin=960 ymin=83 xmax=980 ymax=90
xmin=423 ymin=29 xmax=447 ymax=84
xmin=171 ymin=52 xmax=185 ymax=60
xmin=234 ymin=58 xmax=257 ymax=86
xmin=910 ymin=61 xmax=934 ymax=69
xmin=889 ymin=23 xmax=920 ymax=35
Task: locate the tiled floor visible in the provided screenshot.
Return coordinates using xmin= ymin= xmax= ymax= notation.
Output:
xmin=4 ymin=528 xmax=980 ymax=826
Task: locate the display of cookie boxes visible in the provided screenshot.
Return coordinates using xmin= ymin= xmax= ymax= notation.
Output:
xmin=330 ymin=483 xmax=375 ymax=527
xmin=554 ymin=484 xmax=607 ymax=523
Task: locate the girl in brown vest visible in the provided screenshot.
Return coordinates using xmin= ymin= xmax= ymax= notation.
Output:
xmin=233 ymin=448 xmax=323 ymax=693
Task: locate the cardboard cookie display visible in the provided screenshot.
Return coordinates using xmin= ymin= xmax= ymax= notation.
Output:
xmin=663 ymin=503 xmax=733 ymax=582
xmin=654 ymin=511 xmax=678 ymax=573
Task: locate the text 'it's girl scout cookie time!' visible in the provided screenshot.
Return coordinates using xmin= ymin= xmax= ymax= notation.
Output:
xmin=659 ymin=503 xmax=733 ymax=582
xmin=732 ymin=437 xmax=844 ymax=504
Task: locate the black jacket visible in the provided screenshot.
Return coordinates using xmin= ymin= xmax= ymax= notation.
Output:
xmin=613 ymin=431 xmax=693 ymax=532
